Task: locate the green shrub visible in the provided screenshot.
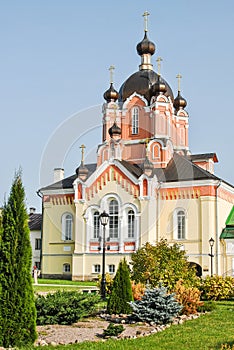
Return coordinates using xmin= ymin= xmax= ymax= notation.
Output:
xmin=107 ymin=258 xmax=133 ymax=314
xmin=36 ymin=290 xmax=100 ymax=325
xmin=200 ymin=276 xmax=234 ymax=301
xmin=103 ymin=323 xmax=124 ymax=337
xmin=197 ymin=300 xmax=217 ymax=313
xmin=131 ymin=240 xmax=198 ymax=292
xmin=129 ymin=284 xmax=182 ymax=325
xmin=175 ymin=280 xmax=203 ymax=315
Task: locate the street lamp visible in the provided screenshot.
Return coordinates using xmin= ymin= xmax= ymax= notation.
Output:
xmin=99 ymin=211 xmax=109 ymax=299
xmin=208 ymin=237 xmax=215 ymax=277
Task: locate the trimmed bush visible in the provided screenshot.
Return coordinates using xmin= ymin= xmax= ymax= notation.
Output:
xmin=103 ymin=323 xmax=124 ymax=337
xmin=129 ymin=284 xmax=182 ymax=325
xmin=36 ymin=290 xmax=100 ymax=325
xmin=175 ymin=280 xmax=203 ymax=315
xmin=107 ymin=258 xmax=133 ymax=314
xmin=200 ymin=275 xmax=234 ymax=301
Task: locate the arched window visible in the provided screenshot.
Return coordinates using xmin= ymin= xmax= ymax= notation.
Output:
xmin=109 ymin=199 xmax=119 ymax=239
xmin=63 ymin=263 xmax=70 ymax=273
xmin=62 ymin=213 xmax=73 ymax=241
xmin=93 ymin=211 xmax=100 ymax=239
xmin=132 ymin=107 xmax=139 ymax=134
xmin=128 ymin=209 xmax=135 ymax=238
xmin=177 ymin=210 xmax=185 ymax=239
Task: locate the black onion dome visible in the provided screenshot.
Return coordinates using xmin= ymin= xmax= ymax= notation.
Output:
xmin=150 ymin=75 xmax=167 ymax=96
xmin=103 ymin=83 xmax=119 ymax=102
xmin=143 ymin=156 xmax=154 ymax=173
xmin=173 ymin=91 xmax=187 ymax=111
xmin=136 ymin=32 xmax=156 ymax=56
xmin=119 ymin=70 xmax=174 ymax=103
xmin=76 ymin=164 xmax=89 ymax=178
xmin=109 ymin=121 xmax=121 ymax=137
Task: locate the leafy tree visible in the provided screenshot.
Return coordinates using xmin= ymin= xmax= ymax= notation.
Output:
xmin=129 ymin=284 xmax=182 ymax=324
xmin=107 ymin=258 xmax=133 ymax=314
xmin=0 ymin=172 xmax=37 ymax=348
xmin=131 ymin=239 xmax=197 ymax=292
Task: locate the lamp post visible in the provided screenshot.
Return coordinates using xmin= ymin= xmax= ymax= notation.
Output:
xmin=99 ymin=211 xmax=109 ymax=300
xmin=209 ymin=237 xmax=215 ymax=277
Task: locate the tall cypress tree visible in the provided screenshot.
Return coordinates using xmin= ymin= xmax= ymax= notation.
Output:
xmin=107 ymin=258 xmax=133 ymax=314
xmin=0 ymin=172 xmax=37 ymax=348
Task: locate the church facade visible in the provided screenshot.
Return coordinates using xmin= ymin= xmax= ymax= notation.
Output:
xmin=39 ymin=15 xmax=234 ymax=280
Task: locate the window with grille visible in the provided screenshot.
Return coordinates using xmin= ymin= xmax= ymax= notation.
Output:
xmin=109 ymin=199 xmax=119 ymax=239
xmin=132 ymin=107 xmax=139 ymax=134
xmin=128 ymin=209 xmax=135 ymax=238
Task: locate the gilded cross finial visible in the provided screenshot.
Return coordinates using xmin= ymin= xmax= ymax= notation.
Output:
xmin=80 ymin=144 xmax=86 ymax=164
xmin=145 ymin=137 xmax=150 ymax=156
xmin=142 ymin=11 xmax=150 ymax=32
xmin=109 ymin=65 xmax=115 ymax=84
xmin=176 ymin=74 xmax=182 ymax=92
xmin=156 ymin=57 xmax=163 ymax=76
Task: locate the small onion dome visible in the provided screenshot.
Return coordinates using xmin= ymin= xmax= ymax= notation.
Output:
xmin=76 ymin=163 xmax=89 ymax=178
xmin=103 ymin=83 xmax=119 ymax=102
xmin=173 ymin=91 xmax=187 ymax=111
xmin=108 ymin=121 xmax=121 ymax=137
xmin=136 ymin=32 xmax=156 ymax=56
xmin=150 ymin=75 xmax=167 ymax=96
xmin=143 ymin=155 xmax=154 ymax=173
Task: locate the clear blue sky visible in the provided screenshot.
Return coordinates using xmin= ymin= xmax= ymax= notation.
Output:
xmin=1 ymin=1 xmax=234 ymax=211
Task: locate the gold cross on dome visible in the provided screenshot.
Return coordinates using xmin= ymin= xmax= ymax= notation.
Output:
xmin=145 ymin=137 xmax=150 ymax=155
xmin=156 ymin=57 xmax=163 ymax=76
xmin=142 ymin=11 xmax=150 ymax=32
xmin=80 ymin=144 xmax=86 ymax=164
xmin=109 ymin=65 xmax=115 ymax=84
xmin=176 ymin=74 xmax=182 ymax=92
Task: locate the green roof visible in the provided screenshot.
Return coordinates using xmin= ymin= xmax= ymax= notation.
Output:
xmin=220 ymin=206 xmax=234 ymax=239
xmin=225 ymin=206 xmax=234 ymax=226
xmin=220 ymin=227 xmax=234 ymax=239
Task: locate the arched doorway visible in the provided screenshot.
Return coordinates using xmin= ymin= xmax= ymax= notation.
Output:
xmin=189 ymin=262 xmax=202 ymax=277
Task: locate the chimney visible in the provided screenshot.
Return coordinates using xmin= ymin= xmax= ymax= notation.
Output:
xmin=29 ymin=207 xmax=36 ymax=215
xmin=54 ymin=168 xmax=64 ymax=183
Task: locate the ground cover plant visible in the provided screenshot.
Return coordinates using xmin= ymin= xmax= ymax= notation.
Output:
xmin=31 ymin=301 xmax=234 ymax=350
xmin=36 ymin=290 xmax=100 ymax=325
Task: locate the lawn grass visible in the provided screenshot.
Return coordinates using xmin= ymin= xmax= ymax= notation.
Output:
xmin=33 ymin=279 xmax=97 ymax=293
xmin=32 ymin=301 xmax=234 ymax=350
xmin=36 ymin=279 xmax=97 ymax=286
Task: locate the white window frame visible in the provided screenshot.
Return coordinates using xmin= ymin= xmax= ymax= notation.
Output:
xmin=35 ymin=238 xmax=41 ymax=250
xmin=173 ymin=208 xmax=187 ymax=240
xmin=62 ymin=213 xmax=73 ymax=241
xmin=109 ymin=199 xmax=119 ymax=239
xmin=63 ymin=263 xmax=71 ymax=273
xmin=108 ymin=264 xmax=115 ymax=274
xmin=132 ymin=107 xmax=139 ymax=135
xmin=93 ymin=211 xmax=100 ymax=239
xmin=93 ymin=264 xmax=101 ymax=273
xmin=127 ymin=209 xmax=135 ymax=238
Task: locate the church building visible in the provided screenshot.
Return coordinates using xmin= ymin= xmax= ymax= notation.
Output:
xmin=39 ymin=13 xmax=234 ymax=280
